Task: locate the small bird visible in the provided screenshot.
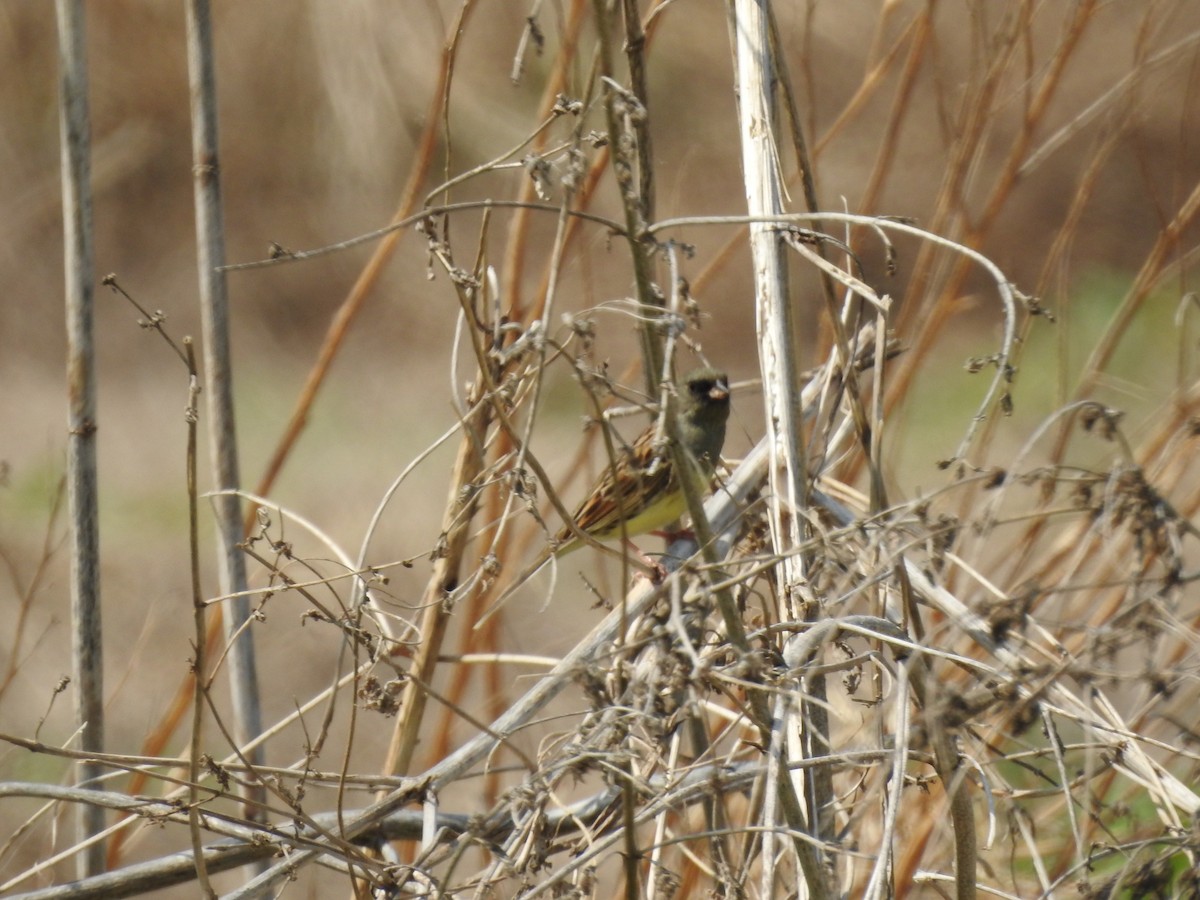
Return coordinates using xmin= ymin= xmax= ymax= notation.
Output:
xmin=482 ymin=367 xmax=731 ymax=623
xmin=549 ymin=366 xmax=732 ymax=557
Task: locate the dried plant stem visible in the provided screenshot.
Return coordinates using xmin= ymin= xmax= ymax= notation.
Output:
xmin=242 ymin=6 xmax=464 ymax=517
xmin=182 ymin=339 xmax=214 ymax=898
xmin=592 ymin=0 xmax=665 ymax=392
xmin=927 ymin=697 xmax=978 ymax=900
xmin=433 ymin=0 xmax=588 ymax=794
xmin=54 ymin=0 xmax=104 ymax=876
xmin=620 ymin=0 xmax=654 ymax=220
xmin=218 ymin=432 xmax=774 ymax=898
xmin=886 ymin=2 xmax=1098 ymax=434
xmin=184 ymin=0 xmax=264 ymax=821
xmin=17 ymin=4 xmax=1200 ymax=897
xmin=117 ymin=0 xmax=480 ymax=858
xmin=500 ymin=0 xmax=589 ymax=320
xmin=843 ymin=12 xmax=931 ymax=221
xmin=731 ymin=4 xmax=833 ymax=896
xmin=379 ymin=385 xmax=492 ymax=780
xmin=1074 ymin=176 xmax=1200 ymax=399
xmin=730 ymin=2 xmax=807 ymax=611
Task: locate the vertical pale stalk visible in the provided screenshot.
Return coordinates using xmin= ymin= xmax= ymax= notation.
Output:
xmin=184 ymin=0 xmax=264 ymax=790
xmin=55 ymin=0 xmax=104 ymax=876
xmin=732 ymin=2 xmax=828 ymax=896
xmin=733 ymin=1 xmax=808 ymax=609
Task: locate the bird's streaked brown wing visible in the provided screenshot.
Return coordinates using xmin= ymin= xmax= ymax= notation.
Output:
xmin=555 ymin=428 xmax=677 ymax=545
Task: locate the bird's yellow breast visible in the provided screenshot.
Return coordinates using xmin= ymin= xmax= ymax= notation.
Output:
xmin=588 ymin=487 xmax=688 ymax=543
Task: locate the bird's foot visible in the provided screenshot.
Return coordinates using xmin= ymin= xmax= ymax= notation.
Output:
xmin=622 ymin=539 xmax=669 ymax=584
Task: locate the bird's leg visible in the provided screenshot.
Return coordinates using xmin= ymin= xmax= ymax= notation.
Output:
xmin=624 ymin=539 xmax=669 ymax=584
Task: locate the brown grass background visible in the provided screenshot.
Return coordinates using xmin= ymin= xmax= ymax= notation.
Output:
xmin=3 ymin=1 xmax=1200 ymax=895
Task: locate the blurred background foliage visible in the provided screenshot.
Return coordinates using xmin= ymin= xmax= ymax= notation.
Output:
xmin=2 ymin=3 xmax=1200 ymax=884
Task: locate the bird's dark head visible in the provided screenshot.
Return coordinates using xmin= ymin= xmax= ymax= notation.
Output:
xmin=682 ymin=368 xmax=731 ymax=410
xmin=679 ymin=368 xmax=731 ymax=466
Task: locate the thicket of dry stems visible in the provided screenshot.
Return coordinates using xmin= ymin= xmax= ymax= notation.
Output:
xmin=4 ymin=1 xmax=1200 ymax=898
